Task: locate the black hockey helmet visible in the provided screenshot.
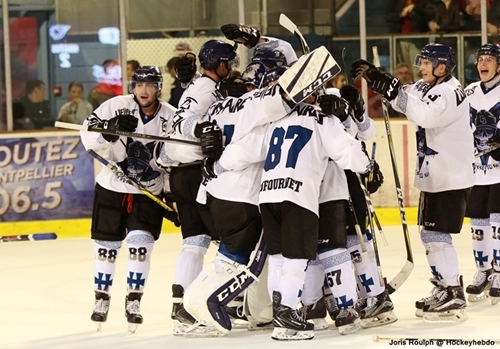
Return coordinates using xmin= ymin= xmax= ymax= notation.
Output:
xmin=474 ymin=43 xmax=500 ymax=65
xmin=262 ymin=65 xmax=289 ymax=87
xmin=199 ymin=40 xmax=239 ymax=71
xmin=129 ymin=65 xmax=163 ymax=90
xmin=414 ymin=43 xmax=457 ymax=74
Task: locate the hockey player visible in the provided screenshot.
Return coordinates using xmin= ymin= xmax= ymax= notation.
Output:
xmin=352 ymin=43 xmax=474 ymax=323
xmin=155 ymin=39 xmax=238 ymax=332
xmin=181 ymin=64 xmax=296 ymax=336
xmin=204 ymin=84 xmax=372 ymax=340
xmin=464 ymin=43 xmax=500 ymax=304
xmin=80 ymin=66 xmax=176 ymax=332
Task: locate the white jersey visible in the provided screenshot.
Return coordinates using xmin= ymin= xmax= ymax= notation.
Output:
xmin=202 ymin=85 xmax=290 ymax=205
xmin=318 ymin=88 xmax=375 ymax=203
xmin=465 ymin=80 xmax=500 ymax=185
xmin=158 ymin=75 xmax=219 ymax=166
xmin=391 ymin=76 xmax=475 ymax=192
xmin=80 ymin=95 xmax=176 ymax=195
xmin=257 ymin=36 xmax=299 ymax=65
xmin=218 ymin=103 xmax=370 ymax=215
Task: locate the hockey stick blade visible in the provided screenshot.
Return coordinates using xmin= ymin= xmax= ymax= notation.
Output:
xmin=278 ymin=46 xmax=341 ymax=104
xmin=55 ymin=121 xmax=200 ymax=146
xmin=373 ymin=46 xmax=414 ymax=294
xmin=0 ymin=233 xmax=57 ymax=243
xmin=476 ymin=142 xmax=500 ymax=158
xmin=87 ymin=150 xmax=175 ymax=212
xmin=279 ymin=13 xmax=310 ymax=54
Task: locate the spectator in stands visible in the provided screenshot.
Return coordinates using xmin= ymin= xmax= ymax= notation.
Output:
xmin=428 ymin=0 xmax=464 ymax=33
xmin=165 ymin=56 xmax=184 ymax=108
xmin=486 ymin=0 xmax=500 ymax=36
xmin=88 ymin=59 xmax=122 ymax=110
xmin=13 ymin=79 xmax=54 ymax=129
xmin=127 ymin=60 xmax=140 ymax=82
xmin=393 ymin=63 xmax=415 ymax=84
xmin=57 ymin=81 xmax=93 ymax=125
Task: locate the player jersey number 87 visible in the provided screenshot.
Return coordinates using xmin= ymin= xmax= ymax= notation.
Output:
xmin=264 ymin=125 xmax=313 ymax=171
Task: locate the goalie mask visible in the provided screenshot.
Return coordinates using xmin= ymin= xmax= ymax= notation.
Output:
xmin=414 ymin=44 xmax=456 ymax=74
xmin=241 ymin=62 xmax=266 ymax=88
xmin=251 ymin=49 xmax=287 ymax=69
xmin=129 ymin=65 xmax=163 ymax=91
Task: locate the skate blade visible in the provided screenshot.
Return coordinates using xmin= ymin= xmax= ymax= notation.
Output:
xmin=467 ymin=292 xmax=489 ymax=302
xmin=361 ymin=310 xmax=398 ymax=328
xmin=310 ymin=318 xmax=329 ymax=331
xmin=128 ymin=323 xmax=139 ymax=333
xmin=271 ymin=327 xmax=314 ymax=341
xmin=337 ymin=318 xmax=362 ymax=335
xmin=490 ymin=296 xmax=500 ymax=305
xmin=414 ymin=308 xmax=423 ymax=318
xmin=173 ymin=321 xmax=225 ymax=337
xmin=94 ymin=322 xmax=104 ymax=332
xmin=422 ymin=309 xmax=468 ymax=323
xmin=231 ymin=319 xmax=249 ymax=329
xmin=247 ymin=321 xmax=273 ymax=331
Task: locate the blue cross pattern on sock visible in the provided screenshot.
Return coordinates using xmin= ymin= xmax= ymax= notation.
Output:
xmin=493 ymin=250 xmax=500 ymax=267
xmin=95 ymin=272 xmax=113 ymax=291
xmin=430 ymin=266 xmax=443 ymax=280
xmin=359 ymin=273 xmax=374 ymax=293
xmin=127 ymin=272 xmax=145 ymax=290
xmin=335 ymin=295 xmax=354 ymax=308
xmin=474 ymin=250 xmax=489 ymax=268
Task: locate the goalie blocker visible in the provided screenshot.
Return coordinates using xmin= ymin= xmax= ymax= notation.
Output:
xmin=278 ymin=46 xmax=341 ymax=104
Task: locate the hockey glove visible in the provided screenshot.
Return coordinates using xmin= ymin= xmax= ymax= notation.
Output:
xmin=221 ymin=24 xmax=260 ymax=48
xmin=194 ymin=121 xmax=223 ymax=160
xmin=317 ymin=94 xmax=350 ymax=122
xmin=340 ymin=85 xmax=365 ymax=122
xmin=163 ymin=209 xmax=181 ymax=227
xmin=350 ymin=59 xmax=401 ymax=101
xmin=218 ymin=76 xmax=248 ymax=98
xmin=201 ymin=157 xmax=217 ymax=180
xmin=101 ymin=114 xmax=138 ymax=142
xmin=366 ymin=160 xmax=384 ymax=194
xmin=175 ymin=52 xmax=197 ymax=84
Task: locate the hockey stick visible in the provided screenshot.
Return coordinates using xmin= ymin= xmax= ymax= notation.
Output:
xmin=0 ymin=233 xmax=57 ymax=243
xmin=279 ymin=13 xmax=310 ymax=54
xmin=476 ymin=142 xmax=500 ymax=158
xmin=372 ymin=46 xmax=414 ymax=294
xmin=348 ymin=196 xmax=367 ymax=253
xmin=87 ymin=150 xmax=175 ymax=212
xmin=55 ymin=121 xmax=200 ymax=146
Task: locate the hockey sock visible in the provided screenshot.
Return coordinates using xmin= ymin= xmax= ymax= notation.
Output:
xmin=126 ymin=230 xmax=155 ymax=293
xmin=300 ymin=255 xmax=324 ymax=306
xmin=278 ymin=256 xmax=308 ymax=309
xmin=174 ymin=234 xmax=211 ymax=291
xmin=470 ymin=218 xmax=492 ymax=271
xmin=319 ymin=248 xmax=358 ymax=309
xmin=346 ymin=233 xmax=385 ymax=298
xmin=93 ymin=240 xmax=122 ymax=293
xmin=421 ymin=230 xmax=460 ymax=287
xmin=267 ymin=254 xmax=284 ymax=301
xmin=490 ymin=214 xmax=500 ymax=272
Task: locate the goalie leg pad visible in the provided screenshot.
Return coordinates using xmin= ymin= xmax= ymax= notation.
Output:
xmin=244 ymin=256 xmax=273 ymax=330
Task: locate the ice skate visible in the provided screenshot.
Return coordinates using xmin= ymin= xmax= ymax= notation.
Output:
xmin=125 ymin=292 xmax=143 ymax=333
xmin=334 ymin=307 xmax=362 ymax=335
xmin=226 ymin=296 xmax=249 ymax=329
xmin=298 ymin=296 xmax=329 ymax=331
xmin=358 ymin=290 xmax=398 ymax=328
xmin=422 ymin=285 xmax=468 ymax=323
xmin=415 ymin=277 xmax=444 ymax=318
xmin=171 ymin=284 xmax=223 ymax=337
xmin=271 ymin=291 xmax=314 ymax=341
xmin=323 ymin=287 xmax=339 ymax=320
xmin=488 ymin=271 xmax=500 ymax=305
xmin=466 ymin=268 xmax=492 ymax=302
xmin=90 ymin=291 xmax=110 ymax=331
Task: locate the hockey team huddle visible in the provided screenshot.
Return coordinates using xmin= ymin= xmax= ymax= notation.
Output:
xmin=78 ymin=22 xmax=500 ymax=340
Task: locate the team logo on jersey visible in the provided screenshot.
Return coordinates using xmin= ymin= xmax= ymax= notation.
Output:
xmin=118 ymin=141 xmax=160 ymax=183
xmin=454 ymin=87 xmax=466 ymax=106
xmin=416 ymin=127 xmax=438 ymax=178
xmin=471 ymin=104 xmax=500 ymax=168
